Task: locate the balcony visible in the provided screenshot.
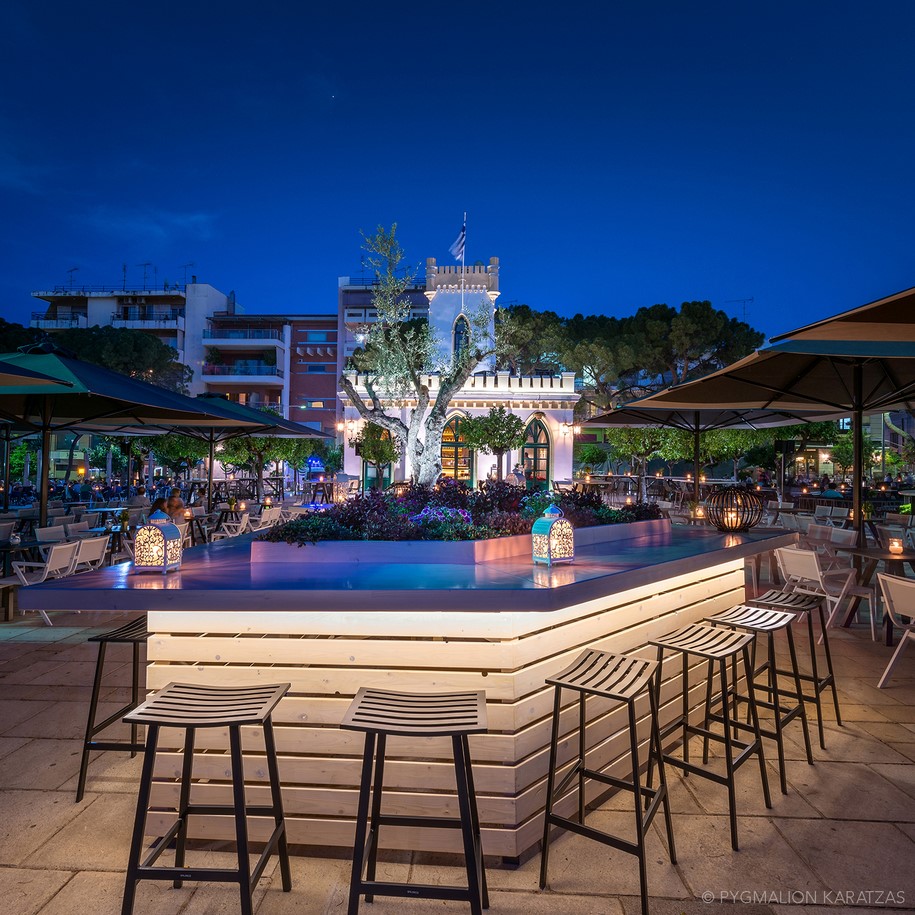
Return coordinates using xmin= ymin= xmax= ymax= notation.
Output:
xmin=201 ymin=363 xmax=285 ymax=384
xmin=30 ymin=311 xmax=88 ymax=330
xmin=203 ymin=328 xmax=283 ymax=341
xmin=111 ymin=309 xmax=185 ymax=330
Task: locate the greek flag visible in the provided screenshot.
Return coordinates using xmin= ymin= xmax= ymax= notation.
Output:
xmin=449 ymin=215 xmax=466 ymax=261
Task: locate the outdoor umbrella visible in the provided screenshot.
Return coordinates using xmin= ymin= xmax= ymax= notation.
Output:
xmin=0 ymin=343 xmax=273 ymax=525
xmin=617 ymin=338 xmax=915 ymax=540
xmin=78 ymin=393 xmax=332 ymax=510
xmin=585 ymin=405 xmax=844 ymax=501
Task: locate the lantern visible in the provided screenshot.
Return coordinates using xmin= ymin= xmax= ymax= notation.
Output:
xmin=704 ymin=486 xmax=764 ymax=532
xmin=133 ymin=510 xmax=182 ymax=574
xmin=888 ymin=537 xmax=904 ymax=555
xmin=532 ymin=504 xmax=574 ymax=566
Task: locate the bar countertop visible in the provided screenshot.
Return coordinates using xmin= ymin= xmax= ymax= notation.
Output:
xmin=19 ymin=524 xmax=795 ymax=614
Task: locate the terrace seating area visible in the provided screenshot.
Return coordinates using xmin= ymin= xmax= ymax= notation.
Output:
xmin=0 ymin=572 xmax=911 ymax=915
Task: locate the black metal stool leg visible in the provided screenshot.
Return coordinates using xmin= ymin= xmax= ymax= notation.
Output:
xmin=173 ymin=727 xmax=196 ymax=888
xmin=681 ymin=651 xmax=690 ymax=773
xmin=364 ymin=733 xmax=386 ymax=903
xmin=539 ymin=685 xmax=562 ymax=889
xmin=818 ymin=604 xmax=842 ymax=727
xmin=743 ymin=646 xmax=772 ymax=811
xmin=785 ymin=625 xmax=814 ymax=765
xmin=461 ymin=734 xmax=488 ymax=909
xmin=122 ymin=724 xmax=160 ymax=915
xmin=578 ymin=691 xmax=586 ymax=823
xmin=648 ymin=686 xmax=676 ymax=864
xmin=701 ymin=659 xmax=714 ymax=764
xmin=717 ymin=658 xmax=740 ymax=851
xmin=627 ymin=699 xmax=649 ymax=915
xmin=77 ymin=640 xmax=108 ymax=803
xmin=263 ymin=718 xmax=292 ymax=892
xmin=805 ymin=608 xmax=827 ymax=749
xmin=130 ymin=641 xmax=140 ymax=759
xmin=453 ymin=735 xmax=484 ymax=915
xmin=766 ymin=632 xmax=788 ymax=795
xmin=228 ymin=726 xmax=253 ymax=915
xmin=348 ymin=732 xmax=376 ymax=915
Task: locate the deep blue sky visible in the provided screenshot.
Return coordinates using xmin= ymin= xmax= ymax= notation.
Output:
xmin=2 ymin=2 xmax=914 ymax=339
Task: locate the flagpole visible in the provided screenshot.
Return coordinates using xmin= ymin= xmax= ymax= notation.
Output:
xmin=460 ymin=211 xmax=466 ymax=313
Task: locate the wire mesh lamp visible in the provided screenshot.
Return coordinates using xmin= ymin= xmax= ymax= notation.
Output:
xmin=705 ymin=486 xmax=764 ymax=532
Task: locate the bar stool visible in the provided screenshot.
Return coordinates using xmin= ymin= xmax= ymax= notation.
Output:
xmin=705 ymin=605 xmax=815 ymax=794
xmin=76 ymin=615 xmax=149 ymax=802
xmin=539 ymin=650 xmax=676 ymax=915
xmin=341 ymin=687 xmax=488 ymax=915
xmin=749 ymin=588 xmax=841 ymax=749
xmin=650 ymin=623 xmax=772 ymax=851
xmin=121 ymin=682 xmax=292 ymax=915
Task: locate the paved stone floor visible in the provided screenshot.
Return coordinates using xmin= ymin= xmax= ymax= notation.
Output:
xmin=0 ymin=600 xmax=912 ymax=915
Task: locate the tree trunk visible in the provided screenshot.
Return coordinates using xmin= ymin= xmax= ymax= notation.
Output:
xmin=495 ymin=449 xmax=505 ymax=481
xmin=63 ymin=433 xmax=83 ymax=481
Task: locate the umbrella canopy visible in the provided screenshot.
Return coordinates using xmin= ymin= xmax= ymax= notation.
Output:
xmin=771 ymin=285 xmax=915 ymax=344
xmin=619 ymin=338 xmax=915 ymax=538
xmin=585 ymin=405 xmax=844 ymax=499
xmin=0 ymin=344 xmax=274 ymax=524
xmin=0 ymin=363 xmax=74 ymax=389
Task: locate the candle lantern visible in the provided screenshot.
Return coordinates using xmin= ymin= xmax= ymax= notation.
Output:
xmin=888 ymin=537 xmax=904 ymax=555
xmin=704 ymin=486 xmax=764 ymax=533
xmin=133 ymin=510 xmax=182 ymax=574
xmin=532 ymin=504 xmax=575 ymax=566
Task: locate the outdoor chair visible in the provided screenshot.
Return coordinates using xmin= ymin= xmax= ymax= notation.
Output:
xmin=821 ymin=526 xmax=858 ymax=571
xmin=813 ymin=504 xmax=834 ymax=525
xmin=64 ymin=519 xmax=90 ymax=537
xmin=0 ymin=521 xmax=15 ymax=541
xmin=73 ymin=535 xmax=110 ymax=573
xmin=876 ymin=573 xmax=915 ymax=688
xmin=36 ymin=525 xmax=68 ymax=558
xmin=776 ymin=546 xmax=878 ymax=641
xmin=12 ymin=540 xmax=80 ymax=626
xmin=210 ymin=512 xmax=250 ymax=541
xmin=249 ymin=506 xmax=282 ymax=532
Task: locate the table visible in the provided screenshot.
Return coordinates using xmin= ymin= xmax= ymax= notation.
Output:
xmin=834 ymin=544 xmax=915 ymax=646
xmin=0 ymin=538 xmax=41 ymax=578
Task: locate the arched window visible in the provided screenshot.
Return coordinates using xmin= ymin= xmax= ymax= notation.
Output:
xmin=441 ymin=415 xmax=473 ymax=483
xmin=521 ymin=418 xmax=550 ymax=490
xmin=453 ymin=315 xmax=470 ymax=357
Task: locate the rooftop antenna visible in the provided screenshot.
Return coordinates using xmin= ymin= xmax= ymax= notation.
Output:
xmin=136 ymin=262 xmax=152 ymax=288
xmin=66 ymin=266 xmax=79 ymax=289
xmin=181 ymin=262 xmax=195 ymax=286
xmin=725 ymin=297 xmax=754 ymax=323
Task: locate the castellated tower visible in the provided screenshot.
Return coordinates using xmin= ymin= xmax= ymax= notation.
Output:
xmin=424 ymin=256 xmax=500 ymax=370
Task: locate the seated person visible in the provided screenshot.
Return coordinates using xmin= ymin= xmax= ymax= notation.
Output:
xmin=127 ymin=485 xmax=151 ymax=509
xmin=149 ymin=496 xmax=168 ymax=514
xmin=164 ymin=487 xmax=186 ymax=519
xmin=821 ymin=483 xmax=844 ymax=499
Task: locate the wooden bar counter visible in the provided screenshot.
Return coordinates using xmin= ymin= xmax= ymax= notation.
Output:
xmin=21 ymin=520 xmax=795 ymax=859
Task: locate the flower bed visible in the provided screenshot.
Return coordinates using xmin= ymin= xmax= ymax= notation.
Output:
xmin=257 ymin=480 xmax=662 ymax=548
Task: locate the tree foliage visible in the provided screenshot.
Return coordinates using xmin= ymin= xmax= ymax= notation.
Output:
xmin=460 ymin=407 xmax=527 ymax=480
xmin=350 ymin=423 xmax=399 ymax=490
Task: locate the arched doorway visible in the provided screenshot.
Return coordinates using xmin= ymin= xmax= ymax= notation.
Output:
xmin=521 ymin=418 xmax=550 ymax=490
xmin=441 ymin=415 xmax=473 ymax=484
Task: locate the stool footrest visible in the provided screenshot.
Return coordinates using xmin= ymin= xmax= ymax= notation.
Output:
xmin=134 ymin=866 xmax=242 ymax=884
xmin=180 ymin=804 xmax=282 ymax=818
xmin=373 ymin=813 xmax=463 ymax=830
xmin=546 ymin=813 xmax=640 ymax=856
xmin=89 ymin=702 xmax=141 ymax=737
xmin=354 ymin=879 xmax=478 ymax=903
xmin=86 ymin=739 xmax=145 ymax=754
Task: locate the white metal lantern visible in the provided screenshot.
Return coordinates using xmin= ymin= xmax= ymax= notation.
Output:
xmin=133 ymin=510 xmax=183 ymax=574
xmin=532 ymin=504 xmax=574 ymax=566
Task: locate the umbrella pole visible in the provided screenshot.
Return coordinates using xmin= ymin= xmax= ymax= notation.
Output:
xmin=39 ymin=426 xmax=51 ymax=529
xmin=852 ymin=363 xmax=864 ymax=547
xmin=693 ymin=416 xmax=701 ymax=503
xmin=208 ymin=438 xmax=216 ymax=513
xmin=2 ymin=426 xmax=10 ymax=512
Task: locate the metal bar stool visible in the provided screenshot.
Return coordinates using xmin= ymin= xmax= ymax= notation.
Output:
xmin=76 ymin=615 xmax=149 ymax=802
xmin=341 ymin=687 xmax=488 ymax=915
xmin=649 ymin=623 xmax=772 ymax=851
xmin=539 ymin=650 xmax=676 ymax=915
xmin=120 ymin=682 xmax=292 ymax=915
xmin=705 ymin=605 xmax=815 ymax=794
xmin=749 ymin=588 xmax=841 ymax=749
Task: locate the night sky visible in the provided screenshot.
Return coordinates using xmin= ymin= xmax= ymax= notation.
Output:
xmin=2 ymin=2 xmax=914 ymax=339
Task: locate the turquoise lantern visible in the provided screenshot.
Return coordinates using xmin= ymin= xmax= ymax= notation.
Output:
xmin=532 ymin=504 xmax=574 ymax=566
xmin=133 ymin=510 xmax=183 ymax=574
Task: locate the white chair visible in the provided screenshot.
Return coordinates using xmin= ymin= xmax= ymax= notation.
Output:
xmin=802 ymin=522 xmax=832 ymax=555
xmin=64 ymin=520 xmax=90 ymax=537
xmin=210 ymin=513 xmax=250 ymax=541
xmin=36 ymin=524 xmax=67 ymax=543
xmin=813 ymin=504 xmax=834 ymax=526
xmin=876 ymin=573 xmax=915 ymax=688
xmin=13 ymin=540 xmax=80 ymax=626
xmin=173 ymin=521 xmax=190 ymax=548
xmin=821 ymin=526 xmax=858 ymax=571
xmin=775 ymin=546 xmax=878 ymax=641
xmin=72 ymin=535 xmax=110 ymax=573
xmin=249 ymin=506 xmax=282 ymax=532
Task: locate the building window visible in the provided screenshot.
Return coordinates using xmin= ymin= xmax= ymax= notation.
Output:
xmin=440 ymin=416 xmax=473 ymax=484
xmin=521 ymin=418 xmax=550 ymax=490
xmin=305 ymin=363 xmax=334 ymax=373
xmin=298 ymin=401 xmax=325 ymax=409
xmin=453 ymin=315 xmax=470 ymax=356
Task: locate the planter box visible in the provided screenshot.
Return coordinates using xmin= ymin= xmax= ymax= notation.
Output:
xmin=250 ymin=518 xmax=668 ymax=565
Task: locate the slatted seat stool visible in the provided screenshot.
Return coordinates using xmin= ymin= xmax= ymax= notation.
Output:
xmin=650 ymin=623 xmax=772 ymax=851
xmin=341 ymin=687 xmax=488 ymax=915
xmin=539 ymin=650 xmax=676 ymax=915
xmin=749 ymin=588 xmax=841 ymax=749
xmin=76 ymin=616 xmax=149 ymax=803
xmin=705 ymin=605 xmax=814 ymax=794
xmin=120 ymin=682 xmax=292 ymax=915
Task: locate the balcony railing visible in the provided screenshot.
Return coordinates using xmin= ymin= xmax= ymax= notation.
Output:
xmin=112 ymin=309 xmax=184 ymax=322
xmin=30 ymin=311 xmax=87 ymax=329
xmin=202 ymin=328 xmax=282 ymax=341
xmin=202 ymin=364 xmax=284 ymax=378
